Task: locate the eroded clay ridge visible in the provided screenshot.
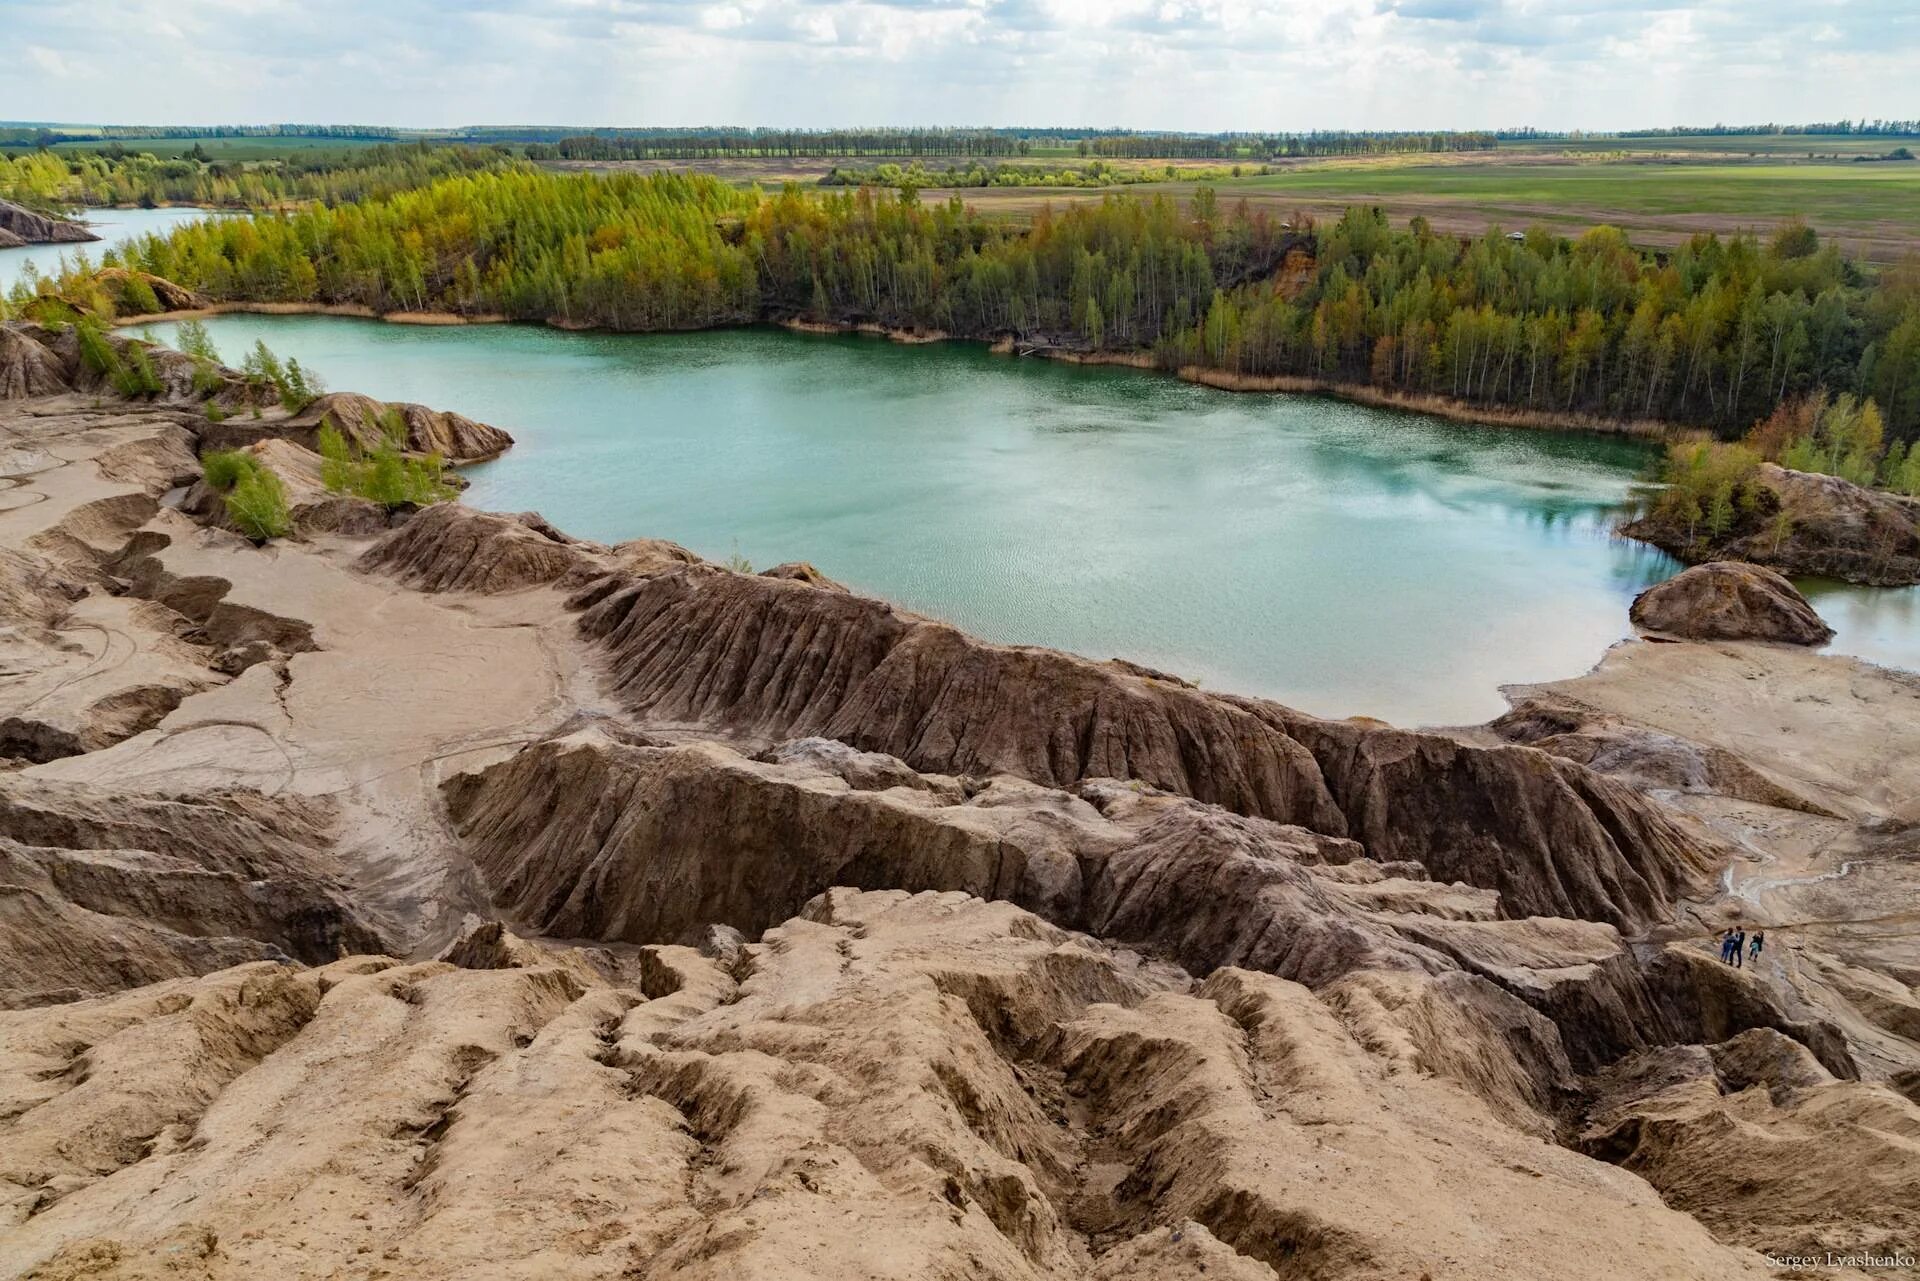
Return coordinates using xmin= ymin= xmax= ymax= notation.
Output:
xmin=554 ymin=554 xmax=1715 ymax=931
xmin=440 ymin=725 xmax=1852 ymax=1083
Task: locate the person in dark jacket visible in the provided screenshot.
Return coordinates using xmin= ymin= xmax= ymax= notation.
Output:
xmin=1732 ymin=928 xmax=1747 ymax=968
xmin=1749 ymin=930 xmax=1765 ymax=964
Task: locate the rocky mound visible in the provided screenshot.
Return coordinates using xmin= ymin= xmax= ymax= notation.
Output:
xmin=88 ymin=267 xmax=201 ymax=315
xmin=0 ymin=328 xmax=69 ymax=400
xmin=759 ymin=559 xmax=849 ymax=590
xmin=441 ymin=725 xmax=1855 ymax=1116
xmin=1624 ymin=463 xmax=1920 ymax=587
xmin=572 ymin=563 xmax=1718 ymax=931
xmin=1493 ymin=692 xmax=1835 ymax=814
xmin=1630 ymin=561 xmax=1834 ymax=645
xmin=177 ymin=437 xmax=391 ymax=539
xmin=25 ymin=324 xmax=256 ymax=408
xmin=0 ymin=198 xmax=98 ymax=248
xmin=358 ymin=504 xmax=611 ymax=592
xmin=282 ymin=391 xmax=514 ymax=462
xmin=441 ymin=728 xmax=1456 ymax=984
xmin=0 ymin=890 xmax=1777 ymax=1279
xmin=358 ymin=504 xmax=708 ymax=594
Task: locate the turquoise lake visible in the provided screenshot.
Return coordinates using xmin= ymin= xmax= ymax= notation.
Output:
xmin=138 ymin=315 xmax=1920 ymax=726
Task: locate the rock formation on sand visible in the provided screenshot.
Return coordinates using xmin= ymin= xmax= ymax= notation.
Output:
xmin=1629 ymin=561 xmax=1835 ymax=645
xmin=1623 ymin=462 xmax=1920 ymax=587
xmin=3 ymin=318 xmax=1918 ymax=1277
xmin=0 ymin=328 xmax=70 ymax=399
xmin=196 ymin=391 xmax=514 ymax=464
xmin=0 ymin=198 xmax=99 ymax=249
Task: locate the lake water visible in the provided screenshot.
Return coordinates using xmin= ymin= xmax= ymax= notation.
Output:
xmin=138 ymin=315 xmax=1920 ymax=725
xmin=1 ymin=206 xmax=224 ymax=295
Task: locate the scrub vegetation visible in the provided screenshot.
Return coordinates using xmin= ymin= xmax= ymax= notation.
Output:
xmin=199 ymin=448 xmax=291 ymax=542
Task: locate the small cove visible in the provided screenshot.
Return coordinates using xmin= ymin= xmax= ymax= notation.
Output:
xmin=139 ymin=314 xmax=1920 ymax=725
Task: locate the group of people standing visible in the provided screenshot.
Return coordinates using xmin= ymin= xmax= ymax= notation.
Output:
xmin=1720 ymin=927 xmax=1764 ymax=968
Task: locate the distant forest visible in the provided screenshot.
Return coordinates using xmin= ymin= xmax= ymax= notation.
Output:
xmin=22 ymin=167 xmax=1918 ymax=442
xmin=0 ymin=144 xmax=514 ymax=212
xmin=5 ymin=120 xmax=1915 ymax=154
xmin=1500 ymin=121 xmax=1920 ymax=140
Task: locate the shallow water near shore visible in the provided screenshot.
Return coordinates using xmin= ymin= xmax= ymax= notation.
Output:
xmin=0 ymin=206 xmax=227 ymax=295
xmin=141 ymin=315 xmax=1920 ymax=725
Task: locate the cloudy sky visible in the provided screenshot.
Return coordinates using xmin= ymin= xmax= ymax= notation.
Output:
xmin=3 ymin=0 xmax=1915 ymax=132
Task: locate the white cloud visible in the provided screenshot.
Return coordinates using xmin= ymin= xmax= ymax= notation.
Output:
xmin=24 ymin=46 xmax=76 ymax=78
xmin=0 ymin=0 xmax=1913 ymax=129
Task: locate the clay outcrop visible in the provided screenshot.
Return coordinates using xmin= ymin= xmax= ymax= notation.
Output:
xmin=282 ymin=391 xmax=514 ymax=462
xmin=440 ymin=724 xmax=1841 ymax=1108
xmin=1630 ymin=561 xmax=1835 ymax=644
xmin=0 ymin=327 xmax=69 ymax=399
xmin=0 ymin=778 xmax=385 ymax=1008
xmin=89 ymin=267 xmax=201 ymax=315
xmin=571 ymin=562 xmax=1718 ymax=931
xmin=359 ymin=504 xmax=609 ymax=592
xmin=0 ymin=198 xmax=98 ymax=248
xmin=1623 ymin=462 xmax=1920 ymax=587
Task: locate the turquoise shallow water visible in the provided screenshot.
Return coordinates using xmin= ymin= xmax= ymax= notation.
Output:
xmin=0 ymin=207 xmax=225 ymax=295
xmin=139 ymin=315 xmax=1920 ymax=726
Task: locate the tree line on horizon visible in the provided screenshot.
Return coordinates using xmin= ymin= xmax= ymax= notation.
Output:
xmin=22 ymin=167 xmax=1920 ymax=444
xmin=9 ymin=121 xmax=1915 ymax=152
xmin=0 ymin=143 xmax=516 ymax=214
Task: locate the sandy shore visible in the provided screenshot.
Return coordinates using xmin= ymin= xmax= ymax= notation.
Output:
xmin=116 ymin=302 xmax=510 ymax=326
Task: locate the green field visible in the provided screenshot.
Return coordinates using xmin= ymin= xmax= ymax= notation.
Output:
xmin=1229 ymin=159 xmax=1920 ymax=226
xmin=937 ymin=150 xmax=1920 ymax=262
xmin=1506 ymin=134 xmax=1915 ymax=158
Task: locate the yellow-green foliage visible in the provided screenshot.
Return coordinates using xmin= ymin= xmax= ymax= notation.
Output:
xmin=316 ymin=412 xmax=456 ymax=509
xmin=200 ymin=449 xmax=290 ymax=541
xmin=0 ymin=142 xmax=515 ymax=213
xmin=1749 ymin=391 xmax=1908 ymax=490
xmin=39 ymin=163 xmax=1920 ymax=438
xmin=75 ymin=318 xmax=162 ymax=396
xmin=119 ymin=274 xmax=161 ymax=315
xmin=1652 ymin=439 xmax=1764 ymax=545
xmin=1776 ymin=394 xmax=1885 ymax=485
xmin=171 ymin=319 xmax=227 ymax=396
xmin=239 ymin=340 xmax=323 ymax=412
xmin=225 ymin=466 xmax=291 ymax=542
xmin=199 ymin=449 xmax=254 ymax=490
